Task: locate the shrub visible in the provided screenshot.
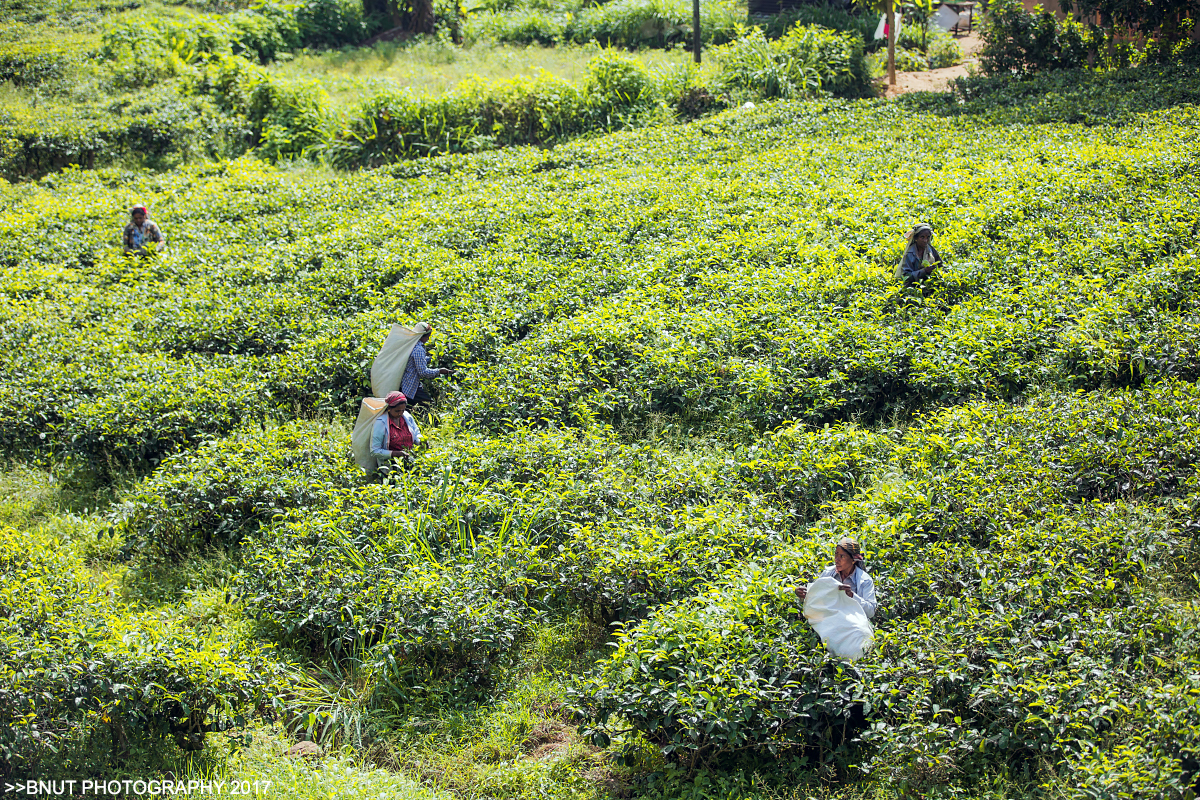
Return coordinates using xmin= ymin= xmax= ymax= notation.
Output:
xmin=295 ymin=0 xmax=374 ymax=49
xmin=567 ymin=0 xmax=746 ymax=49
xmin=327 ymin=68 xmax=598 ymax=167
xmin=754 ymin=5 xmax=876 ymax=45
xmin=584 ymin=49 xmax=659 ymax=122
xmin=715 ymin=25 xmax=871 ymax=102
xmin=113 ymin=421 xmax=356 ymax=562
xmin=576 ymin=382 xmax=1200 ymax=770
xmin=869 ymin=45 xmax=929 ymax=73
xmin=0 ymin=527 xmax=283 ymax=779
xmin=0 ymin=39 xmax=88 ymax=87
xmin=926 ymin=31 xmax=964 ymax=68
xmin=463 ymin=8 xmax=569 ymax=45
xmin=656 ymin=61 xmax=726 ymax=119
xmin=980 ymin=0 xmax=1099 ymax=75
xmin=192 ymin=54 xmax=331 ymax=160
xmin=229 ymin=4 xmax=303 ymax=63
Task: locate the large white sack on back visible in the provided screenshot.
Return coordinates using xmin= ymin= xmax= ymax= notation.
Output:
xmin=352 ymin=397 xmax=388 ymax=474
xmin=803 ymin=576 xmax=874 ymax=660
xmin=371 ymin=323 xmax=426 ymax=398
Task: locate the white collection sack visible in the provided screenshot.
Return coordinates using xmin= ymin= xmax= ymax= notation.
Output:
xmin=370 ymin=323 xmax=428 ymax=399
xmin=352 ymin=396 xmax=389 ymax=474
xmin=933 ymin=5 xmax=961 ymax=31
xmin=803 ymin=576 xmax=874 ymax=660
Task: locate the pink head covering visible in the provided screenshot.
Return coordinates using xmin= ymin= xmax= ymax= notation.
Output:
xmin=385 ymin=391 xmax=407 ymax=407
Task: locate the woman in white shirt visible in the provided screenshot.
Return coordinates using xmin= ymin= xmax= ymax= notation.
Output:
xmin=794 ymin=537 xmax=877 ymax=618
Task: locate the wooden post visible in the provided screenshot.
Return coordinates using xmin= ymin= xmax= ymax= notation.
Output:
xmin=693 ymin=0 xmax=702 ymax=63
xmin=887 ymin=0 xmax=897 ymax=86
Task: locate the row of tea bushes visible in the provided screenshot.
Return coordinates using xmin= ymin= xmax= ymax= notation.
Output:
xmin=0 ymin=526 xmax=285 ymax=780
xmin=102 ymin=418 xmax=890 ymax=704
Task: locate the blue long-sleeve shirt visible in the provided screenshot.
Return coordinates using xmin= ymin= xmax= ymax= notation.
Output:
xmin=901 ymin=244 xmax=941 ymax=285
xmin=401 ymin=342 xmax=441 ymax=399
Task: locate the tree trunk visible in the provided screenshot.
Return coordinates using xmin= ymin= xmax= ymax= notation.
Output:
xmin=887 ymin=0 xmax=897 ymax=86
xmin=411 ymin=0 xmax=435 ymax=35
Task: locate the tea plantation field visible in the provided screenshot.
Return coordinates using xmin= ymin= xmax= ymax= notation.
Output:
xmin=3 ymin=64 xmax=1200 ymax=799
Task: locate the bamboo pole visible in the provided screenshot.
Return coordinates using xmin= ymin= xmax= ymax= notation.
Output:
xmin=693 ymin=0 xmax=702 ymax=63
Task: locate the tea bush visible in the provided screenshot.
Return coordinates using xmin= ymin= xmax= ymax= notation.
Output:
xmin=576 ymin=381 xmax=1200 ymax=781
xmin=0 ymin=38 xmax=91 ymax=86
xmin=979 ymin=0 xmax=1099 ymax=75
xmin=0 ymin=527 xmax=284 ymax=779
xmin=113 ymin=420 xmax=356 ymax=561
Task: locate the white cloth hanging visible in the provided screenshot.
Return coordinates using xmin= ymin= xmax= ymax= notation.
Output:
xmin=873 ymin=12 xmax=903 ymax=42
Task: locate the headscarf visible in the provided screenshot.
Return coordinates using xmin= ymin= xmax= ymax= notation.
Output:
xmin=131 ymin=204 xmax=148 ymax=215
xmin=836 ymin=537 xmax=866 ymax=569
xmin=905 ymin=223 xmax=933 ymax=243
xmin=385 ymin=391 xmax=407 ymax=407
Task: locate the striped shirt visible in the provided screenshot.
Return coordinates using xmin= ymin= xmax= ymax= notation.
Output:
xmin=401 ymin=342 xmax=442 ymax=399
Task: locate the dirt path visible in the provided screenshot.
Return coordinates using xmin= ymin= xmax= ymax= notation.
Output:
xmin=878 ymin=31 xmax=983 ymax=97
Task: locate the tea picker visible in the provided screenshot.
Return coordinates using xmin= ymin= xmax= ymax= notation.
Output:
xmin=795 ymin=537 xmax=877 ymax=659
xmin=894 ymin=222 xmax=942 ymax=290
xmin=400 ymin=322 xmax=451 ymax=409
xmin=123 ymin=204 xmax=166 ymax=255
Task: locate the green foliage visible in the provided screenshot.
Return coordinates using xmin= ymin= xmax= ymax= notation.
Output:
xmin=4 ymin=46 xmax=1200 ymax=795
xmin=576 ymin=381 xmax=1200 ymax=779
xmin=464 ymin=7 xmax=569 ymax=45
xmin=584 ymin=48 xmax=658 ymax=120
xmin=0 ymin=38 xmax=90 ymax=87
xmin=925 ymin=30 xmax=963 ymax=68
xmin=870 ymin=45 xmax=928 ymax=73
xmin=754 ymin=4 xmax=876 ymax=46
xmin=656 ymin=61 xmax=725 ymax=119
xmin=203 ymin=55 xmax=331 ymax=160
xmin=980 ymin=0 xmax=1099 ymax=76
xmin=0 ymin=90 xmax=238 ymax=181
xmin=566 ymin=0 xmax=746 ymax=49
xmin=113 ymin=420 xmax=356 ymax=561
xmin=294 ymin=0 xmax=374 ymax=49
xmin=715 ymin=25 xmax=871 ymax=101
xmin=0 ymin=527 xmax=284 ymax=779
xmin=931 ymin=60 xmax=1200 ymax=124
xmin=325 ymin=70 xmax=585 ymax=166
